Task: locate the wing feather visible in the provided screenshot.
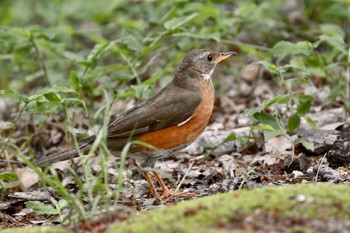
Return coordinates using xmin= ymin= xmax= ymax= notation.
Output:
xmin=106 ymin=84 xmax=201 ymax=139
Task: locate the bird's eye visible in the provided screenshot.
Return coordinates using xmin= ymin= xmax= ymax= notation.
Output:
xmin=207 ymin=54 xmax=213 ymax=61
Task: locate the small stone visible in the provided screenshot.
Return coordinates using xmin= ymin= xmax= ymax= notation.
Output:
xmin=294 ymin=194 xmax=306 ymax=202
xmin=313 ymin=165 xmax=340 ymax=182
xmin=282 ymin=153 xmax=310 ymax=173
xmin=327 ymin=138 xmax=350 ymax=168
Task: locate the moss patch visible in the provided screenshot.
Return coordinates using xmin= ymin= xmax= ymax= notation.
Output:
xmin=106 ymin=183 xmax=350 ymax=233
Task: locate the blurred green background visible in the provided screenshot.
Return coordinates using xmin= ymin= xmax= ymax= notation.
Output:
xmin=1 ymin=0 xmax=349 ymax=105
xmin=1 ymin=0 xmax=350 ymax=153
xmin=1 ymin=0 xmax=350 ymax=224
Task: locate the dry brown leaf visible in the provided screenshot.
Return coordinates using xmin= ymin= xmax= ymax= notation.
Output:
xmin=320 ymin=122 xmax=344 ymax=130
xmin=264 ymin=136 xmax=292 ymax=154
xmin=15 ymin=167 xmax=39 ymax=191
xmin=240 ymin=63 xmax=263 ymax=83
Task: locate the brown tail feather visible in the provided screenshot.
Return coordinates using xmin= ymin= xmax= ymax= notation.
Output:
xmin=37 ymin=136 xmax=95 ymax=168
xmin=36 ymin=143 xmax=90 ymax=168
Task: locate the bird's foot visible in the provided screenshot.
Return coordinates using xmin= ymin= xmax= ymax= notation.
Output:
xmin=159 ymin=189 xmax=196 ymax=202
xmin=142 ymin=170 xmax=197 ymax=203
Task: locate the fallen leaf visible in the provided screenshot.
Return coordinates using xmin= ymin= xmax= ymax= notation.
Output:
xmin=15 ymin=167 xmax=39 ymax=191
xmin=265 ymin=136 xmax=292 ymax=154
xmin=320 ymin=122 xmax=344 ymax=130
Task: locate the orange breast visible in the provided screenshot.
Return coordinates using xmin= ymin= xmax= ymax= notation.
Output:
xmin=136 ymin=84 xmax=214 ymax=151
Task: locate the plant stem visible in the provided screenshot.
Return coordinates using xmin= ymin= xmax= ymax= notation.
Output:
xmin=30 ymin=38 xmax=51 ymax=87
xmin=0 ymin=101 xmax=29 ymax=166
xmin=345 ymin=44 xmax=350 ymax=117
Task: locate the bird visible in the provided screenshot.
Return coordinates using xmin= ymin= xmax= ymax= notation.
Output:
xmin=37 ymin=49 xmax=235 ymax=200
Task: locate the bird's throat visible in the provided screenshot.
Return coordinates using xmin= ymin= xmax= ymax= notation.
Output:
xmin=201 ymin=68 xmax=214 ymax=81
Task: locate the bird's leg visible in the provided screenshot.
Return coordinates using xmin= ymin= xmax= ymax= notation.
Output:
xmin=152 ymin=171 xmax=196 ymax=200
xmin=142 ymin=171 xmax=160 ymax=199
xmin=141 ymin=151 xmax=196 ymax=201
xmin=152 ymin=171 xmax=173 ymax=199
xmin=142 ymin=155 xmax=174 ymax=199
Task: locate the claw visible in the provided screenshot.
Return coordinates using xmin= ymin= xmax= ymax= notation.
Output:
xmin=153 ymin=171 xmax=196 ymax=202
xmin=142 ymin=171 xmax=197 ymax=203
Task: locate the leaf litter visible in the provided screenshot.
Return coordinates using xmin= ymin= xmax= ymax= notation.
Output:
xmin=1 ymin=69 xmax=350 ymax=232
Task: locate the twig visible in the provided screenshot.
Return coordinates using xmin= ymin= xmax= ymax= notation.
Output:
xmin=175 ymin=160 xmax=194 ymax=193
xmin=315 ymin=152 xmax=328 ymax=182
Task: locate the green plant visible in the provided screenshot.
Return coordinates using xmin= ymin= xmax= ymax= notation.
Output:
xmin=246 ymin=21 xmax=349 ymax=148
xmin=1 ymin=0 xmax=350 ymax=225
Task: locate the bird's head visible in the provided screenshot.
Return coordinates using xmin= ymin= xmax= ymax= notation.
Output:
xmin=173 ymin=49 xmax=236 ymax=90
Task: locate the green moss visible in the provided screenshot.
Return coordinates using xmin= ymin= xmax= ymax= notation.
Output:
xmin=106 ymin=183 xmax=350 ymax=233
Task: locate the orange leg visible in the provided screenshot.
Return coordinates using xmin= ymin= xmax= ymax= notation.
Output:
xmin=142 ymin=172 xmax=160 ymax=199
xmin=152 ymin=171 xmax=173 ymax=199
xmin=152 ymin=171 xmax=196 ymax=200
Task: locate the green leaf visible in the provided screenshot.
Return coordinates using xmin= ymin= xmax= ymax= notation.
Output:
xmin=26 ymin=201 xmax=60 ymax=215
xmin=317 ymin=24 xmax=346 ymax=54
xmin=262 ymin=94 xmax=292 ymax=108
xmin=25 ymin=85 xmax=78 ymax=114
xmin=131 ymin=83 xmax=150 ymax=100
xmin=198 ymin=5 xmax=219 ymax=20
xmin=0 ymin=121 xmax=15 ymax=130
xmin=0 ymin=173 xmax=19 ymax=190
xmin=244 ymin=107 xmax=262 ymax=116
xmin=121 ymin=30 xmax=144 ymax=52
xmin=263 ymin=129 xmax=284 ymax=141
xmin=253 ymin=112 xmax=279 ymax=129
xmin=0 ymin=172 xmax=19 ymax=181
xmin=287 ymin=114 xmax=300 ymax=132
xmin=164 ymin=13 xmax=199 ymax=30
xmin=289 ymin=57 xmax=308 ymax=72
xmin=79 ymin=41 xmax=111 ymax=67
xmin=318 ymin=34 xmax=346 ymax=54
xmin=253 ymin=112 xmax=285 ymax=141
xmin=70 ymin=71 xmax=81 ymax=91
xmin=0 ymin=89 xmax=29 ymax=103
xmin=296 ymin=95 xmax=313 ymax=115
xmin=56 ymin=199 xmax=68 ymax=210
xmin=63 ymin=98 xmax=87 ymax=113
xmin=222 ymin=132 xmax=237 ymax=143
xmin=0 ymin=181 xmax=19 ymax=190
xmin=270 ymin=41 xmax=313 ymax=60
xmin=48 ymin=85 xmax=77 ymax=94
xmin=88 ymin=41 xmax=111 ymax=61
xmin=234 ymin=2 xmax=257 ymax=17
xmin=27 ymin=93 xmax=61 ymax=114
xmin=304 ymin=116 xmax=316 ymax=129
xmin=324 ymin=83 xmax=343 ymax=104
xmin=293 ymin=138 xmax=314 ymax=151
xmin=125 ymin=34 xmax=143 ymax=52
xmin=320 ymin=24 xmax=344 ymax=39
xmin=10 ymin=28 xmax=31 ymax=39
xmin=43 ymin=93 xmax=61 ymax=102
xmin=29 ymin=85 xmax=76 ymax=98
xmin=258 ymin=61 xmax=279 ymax=74
xmin=252 ymin=124 xmax=275 ymax=131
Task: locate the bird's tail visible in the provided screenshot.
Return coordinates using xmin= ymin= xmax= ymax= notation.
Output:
xmin=36 ymin=136 xmax=95 ymax=168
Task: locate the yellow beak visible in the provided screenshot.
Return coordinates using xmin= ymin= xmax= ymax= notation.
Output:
xmin=216 ymin=51 xmax=237 ymax=63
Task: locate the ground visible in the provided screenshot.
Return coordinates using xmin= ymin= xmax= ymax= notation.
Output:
xmin=1 ymin=69 xmax=350 ymax=232
xmin=3 ymin=184 xmax=350 ymax=233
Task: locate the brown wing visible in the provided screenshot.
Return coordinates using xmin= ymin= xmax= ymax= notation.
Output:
xmin=106 ymin=84 xmax=202 ymax=139
xmin=36 ymin=84 xmax=201 ymax=167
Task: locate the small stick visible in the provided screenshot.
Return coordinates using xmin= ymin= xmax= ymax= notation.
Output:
xmin=175 ymin=160 xmax=194 ymax=193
